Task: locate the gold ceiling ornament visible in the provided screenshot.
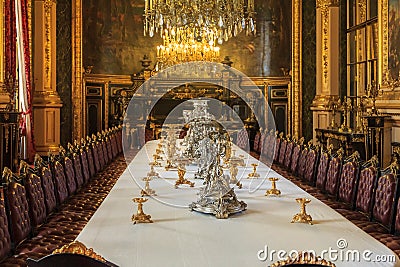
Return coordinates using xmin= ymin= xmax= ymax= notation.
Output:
xmin=143 ymin=0 xmax=256 ymax=45
xmin=155 ymin=35 xmax=220 ymax=70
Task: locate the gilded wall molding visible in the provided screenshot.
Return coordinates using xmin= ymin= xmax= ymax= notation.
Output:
xmin=359 ymin=0 xmax=367 ymax=22
xmin=43 ymin=0 xmax=53 ymax=89
xmin=316 ymin=0 xmax=339 ymax=92
xmin=378 ymin=0 xmax=400 ymax=99
xmin=291 ymin=0 xmax=302 ymax=138
xmin=380 ymin=0 xmax=388 ymax=84
xmin=72 ymin=0 xmax=83 ymax=140
xmin=320 ymin=4 xmax=329 ymax=89
xmin=316 ymin=0 xmax=339 ymax=9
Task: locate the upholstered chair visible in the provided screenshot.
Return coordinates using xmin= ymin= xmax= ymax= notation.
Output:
xmin=337 ymin=155 xmax=378 ymax=221
xmin=356 ymin=159 xmax=400 ymax=237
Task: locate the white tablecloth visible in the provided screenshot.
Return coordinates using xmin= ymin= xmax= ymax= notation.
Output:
xmin=77 ymin=141 xmax=400 ymax=267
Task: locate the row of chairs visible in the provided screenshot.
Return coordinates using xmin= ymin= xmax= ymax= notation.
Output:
xmin=269 ymin=131 xmax=400 ymax=257
xmin=0 ymin=126 xmax=126 ymax=266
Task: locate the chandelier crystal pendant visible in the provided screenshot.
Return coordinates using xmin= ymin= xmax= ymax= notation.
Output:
xmin=143 ymin=0 xmax=256 ymax=44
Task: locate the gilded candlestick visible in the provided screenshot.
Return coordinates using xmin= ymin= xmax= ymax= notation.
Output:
xmin=132 ymin=197 xmax=153 ymax=224
xmin=229 ymin=162 xmax=242 ymax=189
xmin=175 ymin=165 xmax=194 ymax=188
xmin=248 ymin=163 xmax=260 ymax=178
xmin=141 ymin=176 xmax=156 ymax=197
xmin=265 ymin=177 xmax=281 ymax=196
xmin=291 ymin=198 xmax=313 ymax=225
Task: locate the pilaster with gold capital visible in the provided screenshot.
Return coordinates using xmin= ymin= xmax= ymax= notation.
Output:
xmin=33 ymin=0 xmax=63 ymax=155
xmin=312 ymin=0 xmax=340 ymax=141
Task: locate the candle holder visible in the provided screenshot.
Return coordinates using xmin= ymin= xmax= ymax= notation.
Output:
xmin=291 ymin=198 xmax=313 ymax=225
xmin=229 ymin=163 xmax=242 ymax=189
xmin=155 ymin=148 xmax=163 ymax=157
xmin=265 ymin=177 xmax=281 ymax=196
xmin=338 ymin=97 xmax=352 ymax=133
xmin=164 ymin=159 xmax=177 ymax=170
xmin=327 ymin=99 xmax=339 ymax=129
xmin=175 ymin=165 xmax=194 ymax=188
xmin=153 ymin=151 xmax=162 ymax=160
xmin=247 ymin=163 xmax=260 ymax=178
xmin=147 ymin=162 xmax=160 ymax=178
xmin=141 ymin=176 xmax=156 ymax=197
xmin=152 ymin=154 xmax=161 ymax=166
xmin=132 ymin=197 xmax=153 ymax=224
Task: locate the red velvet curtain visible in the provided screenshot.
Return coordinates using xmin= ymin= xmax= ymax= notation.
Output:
xmin=19 ymin=0 xmax=36 ymax=161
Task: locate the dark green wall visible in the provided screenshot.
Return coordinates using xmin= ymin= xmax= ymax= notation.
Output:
xmin=56 ymin=1 xmax=72 ymax=146
xmin=301 ymin=0 xmax=316 ymax=141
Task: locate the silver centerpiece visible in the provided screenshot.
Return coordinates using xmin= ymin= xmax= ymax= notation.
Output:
xmin=189 ymin=123 xmax=247 ymax=219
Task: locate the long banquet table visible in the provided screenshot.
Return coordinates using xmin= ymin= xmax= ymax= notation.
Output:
xmin=77 ymin=141 xmax=400 ymax=267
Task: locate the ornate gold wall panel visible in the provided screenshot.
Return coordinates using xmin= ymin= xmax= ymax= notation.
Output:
xmin=72 ymin=0 xmax=84 ymax=140
xmin=291 ymin=0 xmax=302 ymax=138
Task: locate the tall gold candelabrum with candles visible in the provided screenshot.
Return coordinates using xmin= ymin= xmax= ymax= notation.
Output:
xmin=353 ymin=96 xmax=368 ymax=133
xmin=327 ymin=99 xmax=339 ymax=129
xmin=366 ymin=80 xmax=383 ymax=115
xmin=338 ymin=97 xmax=352 ymax=133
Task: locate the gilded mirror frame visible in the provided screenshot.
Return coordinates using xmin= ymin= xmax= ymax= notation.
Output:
xmin=72 ymin=0 xmax=303 ymax=140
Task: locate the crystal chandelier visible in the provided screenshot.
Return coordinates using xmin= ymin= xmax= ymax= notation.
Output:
xmin=143 ymin=0 xmax=256 ymax=44
xmin=155 ymin=36 xmax=220 ymax=70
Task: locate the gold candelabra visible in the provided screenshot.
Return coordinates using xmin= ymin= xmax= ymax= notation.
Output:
xmin=338 ymin=97 xmax=352 ymax=133
xmin=132 ymin=197 xmax=153 ymax=224
xmin=265 ymin=177 xmax=281 ymax=196
xmin=352 ymin=96 xmax=368 ymax=133
xmin=291 ymin=198 xmax=313 ymax=225
xmin=327 ymin=99 xmax=339 ymax=129
xmin=366 ymin=80 xmax=383 ymax=115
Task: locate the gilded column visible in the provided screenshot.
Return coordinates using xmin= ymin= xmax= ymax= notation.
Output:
xmin=33 ymin=0 xmax=63 ymax=155
xmin=72 ymin=0 xmax=83 ymax=140
xmin=311 ymin=0 xmax=340 ymax=140
xmin=291 ymin=0 xmax=302 ymax=138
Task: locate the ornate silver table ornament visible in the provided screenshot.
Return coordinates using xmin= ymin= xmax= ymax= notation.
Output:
xmin=190 ymin=125 xmax=247 ymax=219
